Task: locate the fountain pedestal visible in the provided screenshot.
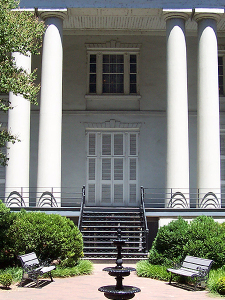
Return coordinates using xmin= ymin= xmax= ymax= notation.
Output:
xmin=98 ymin=228 xmax=141 ymax=300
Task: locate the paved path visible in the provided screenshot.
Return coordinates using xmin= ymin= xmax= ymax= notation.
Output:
xmin=0 ymin=264 xmax=219 ymax=300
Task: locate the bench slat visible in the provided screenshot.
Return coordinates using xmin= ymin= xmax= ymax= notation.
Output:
xmin=184 ymin=256 xmax=213 ymax=267
xmin=182 ymin=262 xmax=208 ymax=271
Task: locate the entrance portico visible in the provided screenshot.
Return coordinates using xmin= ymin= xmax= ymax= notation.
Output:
xmin=4 ymin=7 xmax=225 ymax=209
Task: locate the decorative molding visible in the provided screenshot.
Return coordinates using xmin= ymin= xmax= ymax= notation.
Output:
xmin=86 ymin=40 xmax=141 ymax=51
xmin=84 ymin=119 xmax=141 ymax=130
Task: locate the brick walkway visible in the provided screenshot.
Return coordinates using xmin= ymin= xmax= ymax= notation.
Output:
xmin=1 ymin=263 xmax=219 ymax=300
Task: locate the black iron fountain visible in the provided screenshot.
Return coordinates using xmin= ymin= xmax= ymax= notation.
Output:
xmin=98 ymin=227 xmax=141 ymax=300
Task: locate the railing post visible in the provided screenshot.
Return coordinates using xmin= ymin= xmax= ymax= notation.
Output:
xmin=78 ymin=185 xmax=85 ymax=230
xmin=140 ymin=186 xmax=149 ymax=252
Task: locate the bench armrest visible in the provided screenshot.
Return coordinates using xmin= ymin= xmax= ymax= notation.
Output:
xmin=197 ymin=267 xmax=208 ymax=278
xmin=24 ymin=264 xmax=41 ymax=274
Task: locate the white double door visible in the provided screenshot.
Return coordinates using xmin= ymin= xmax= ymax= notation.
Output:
xmin=86 ymin=131 xmax=139 ymax=206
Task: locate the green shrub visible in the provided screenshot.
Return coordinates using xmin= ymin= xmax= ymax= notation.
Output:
xmin=184 ymin=216 xmax=225 ymax=268
xmin=149 ymin=217 xmax=189 ymax=265
xmin=0 ymin=273 xmax=12 ymax=288
xmin=0 ymin=267 xmax=23 ymax=283
xmin=0 ymin=200 xmax=16 ymax=266
xmin=149 ymin=216 xmax=225 ymax=268
xmin=136 ymin=260 xmax=170 ymax=281
xmin=7 ymin=210 xmax=83 ymax=263
xmin=217 ymin=276 xmax=225 ymax=295
xmin=47 ymin=260 xmax=93 ymax=278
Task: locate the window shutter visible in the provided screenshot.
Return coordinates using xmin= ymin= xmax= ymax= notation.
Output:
xmin=89 ymin=133 xmax=96 ymax=155
xmin=114 ymin=158 xmax=123 ymax=180
xmin=102 ymin=134 xmax=111 ymax=155
xmin=88 ymin=158 xmax=95 ymax=180
xmin=114 ymin=184 xmax=123 ymax=203
xmin=114 ymin=134 xmax=123 ymax=155
xmin=88 ymin=184 xmax=95 ymax=203
xmin=129 ymin=184 xmax=136 ymax=203
xmin=102 ymin=158 xmax=111 ymax=180
xmin=102 ymin=184 xmax=111 ymax=203
xmin=130 ymin=134 xmax=137 ymax=155
xmin=130 ymin=158 xmax=136 ymax=180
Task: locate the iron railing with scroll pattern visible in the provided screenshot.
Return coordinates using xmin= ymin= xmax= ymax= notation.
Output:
xmin=141 ymin=187 xmax=222 ymax=208
xmin=4 ymin=187 xmax=83 ymax=208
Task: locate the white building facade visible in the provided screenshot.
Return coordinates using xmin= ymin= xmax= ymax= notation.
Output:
xmin=1 ymin=1 xmax=225 ymax=223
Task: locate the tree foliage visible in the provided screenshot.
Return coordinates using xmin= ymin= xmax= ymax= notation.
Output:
xmin=0 ymin=0 xmax=45 ymax=165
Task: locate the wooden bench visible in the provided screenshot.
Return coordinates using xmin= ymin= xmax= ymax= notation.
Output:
xmin=18 ymin=252 xmax=56 ymax=288
xmin=167 ymin=255 xmax=213 ymax=290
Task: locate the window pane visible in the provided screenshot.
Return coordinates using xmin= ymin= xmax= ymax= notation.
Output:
xmin=103 ymin=64 xmax=110 ymax=73
xmin=130 ymin=64 xmax=136 ymax=73
xmin=90 ymin=64 xmax=96 ymax=73
xmin=110 ymin=84 xmax=117 ymax=93
xmin=90 ymin=74 xmax=96 ymax=83
xmin=103 ymin=84 xmax=110 ymax=93
xmin=117 ymin=64 xmax=124 ymax=73
xmin=130 ymin=55 xmax=136 ymax=63
xmin=130 ymin=84 xmax=137 ymax=94
xmin=117 ymin=74 xmax=123 ymax=83
xmin=110 ymin=64 xmax=117 ymax=73
xmin=130 ymin=74 xmax=136 ymax=84
xmin=110 ymin=55 xmax=116 ymax=63
xmin=103 ymin=55 xmax=109 ymax=63
xmin=90 ymin=55 xmax=96 ymax=63
xmin=117 ymin=55 xmax=124 ymax=63
xmin=117 ymin=84 xmax=124 ymax=93
xmin=103 ymin=74 xmax=110 ymax=83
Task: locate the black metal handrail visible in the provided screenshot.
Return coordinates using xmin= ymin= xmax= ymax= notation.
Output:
xmin=78 ymin=185 xmax=86 ymax=230
xmin=140 ymin=186 xmax=149 ymax=252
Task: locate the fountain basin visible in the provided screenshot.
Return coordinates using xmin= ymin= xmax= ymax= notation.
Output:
xmin=98 ymin=285 xmax=141 ymax=300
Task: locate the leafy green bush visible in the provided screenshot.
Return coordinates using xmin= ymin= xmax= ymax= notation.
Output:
xmin=7 ymin=210 xmax=83 ymax=263
xmin=217 ymin=276 xmax=225 ymax=295
xmin=49 ymin=260 xmax=93 ymax=278
xmin=149 ymin=216 xmax=225 ymax=268
xmin=0 ymin=200 xmax=16 ymax=266
xmin=0 ymin=267 xmax=23 ymax=283
xmin=149 ymin=217 xmax=189 ymax=265
xmin=184 ymin=216 xmax=225 ymax=268
xmin=0 ymin=273 xmax=12 ymax=288
xmin=207 ymin=267 xmax=225 ymax=294
xmin=136 ymin=260 xmax=170 ymax=281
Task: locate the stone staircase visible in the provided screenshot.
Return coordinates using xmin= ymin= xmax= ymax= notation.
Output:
xmin=79 ymin=207 xmax=148 ymax=259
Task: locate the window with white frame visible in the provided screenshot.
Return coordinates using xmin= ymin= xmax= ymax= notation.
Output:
xmin=86 ymin=41 xmax=140 ymax=96
xmin=86 ymin=131 xmax=139 ymax=206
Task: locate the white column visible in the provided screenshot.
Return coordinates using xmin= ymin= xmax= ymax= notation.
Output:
xmin=164 ymin=11 xmax=190 ymax=208
xmin=37 ymin=11 xmax=66 ymax=207
xmin=5 ymin=52 xmax=31 ymax=206
xmin=194 ymin=11 xmax=222 ymax=208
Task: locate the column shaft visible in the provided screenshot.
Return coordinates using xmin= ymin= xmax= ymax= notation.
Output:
xmin=166 ymin=16 xmax=189 ymax=208
xmin=196 ymin=17 xmax=221 ymax=207
xmin=5 ymin=52 xmax=31 ymax=206
xmin=37 ymin=15 xmax=64 ymax=206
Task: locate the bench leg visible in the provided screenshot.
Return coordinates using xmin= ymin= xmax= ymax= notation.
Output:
xmin=49 ymin=272 xmax=54 ymax=282
xmin=169 ymin=273 xmax=173 ymax=285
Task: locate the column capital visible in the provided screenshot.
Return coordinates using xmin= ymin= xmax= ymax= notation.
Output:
xmin=163 ymin=9 xmax=192 ymax=22
xmin=193 ymin=8 xmax=224 ymax=23
xmin=39 ymin=9 xmax=67 ymax=21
